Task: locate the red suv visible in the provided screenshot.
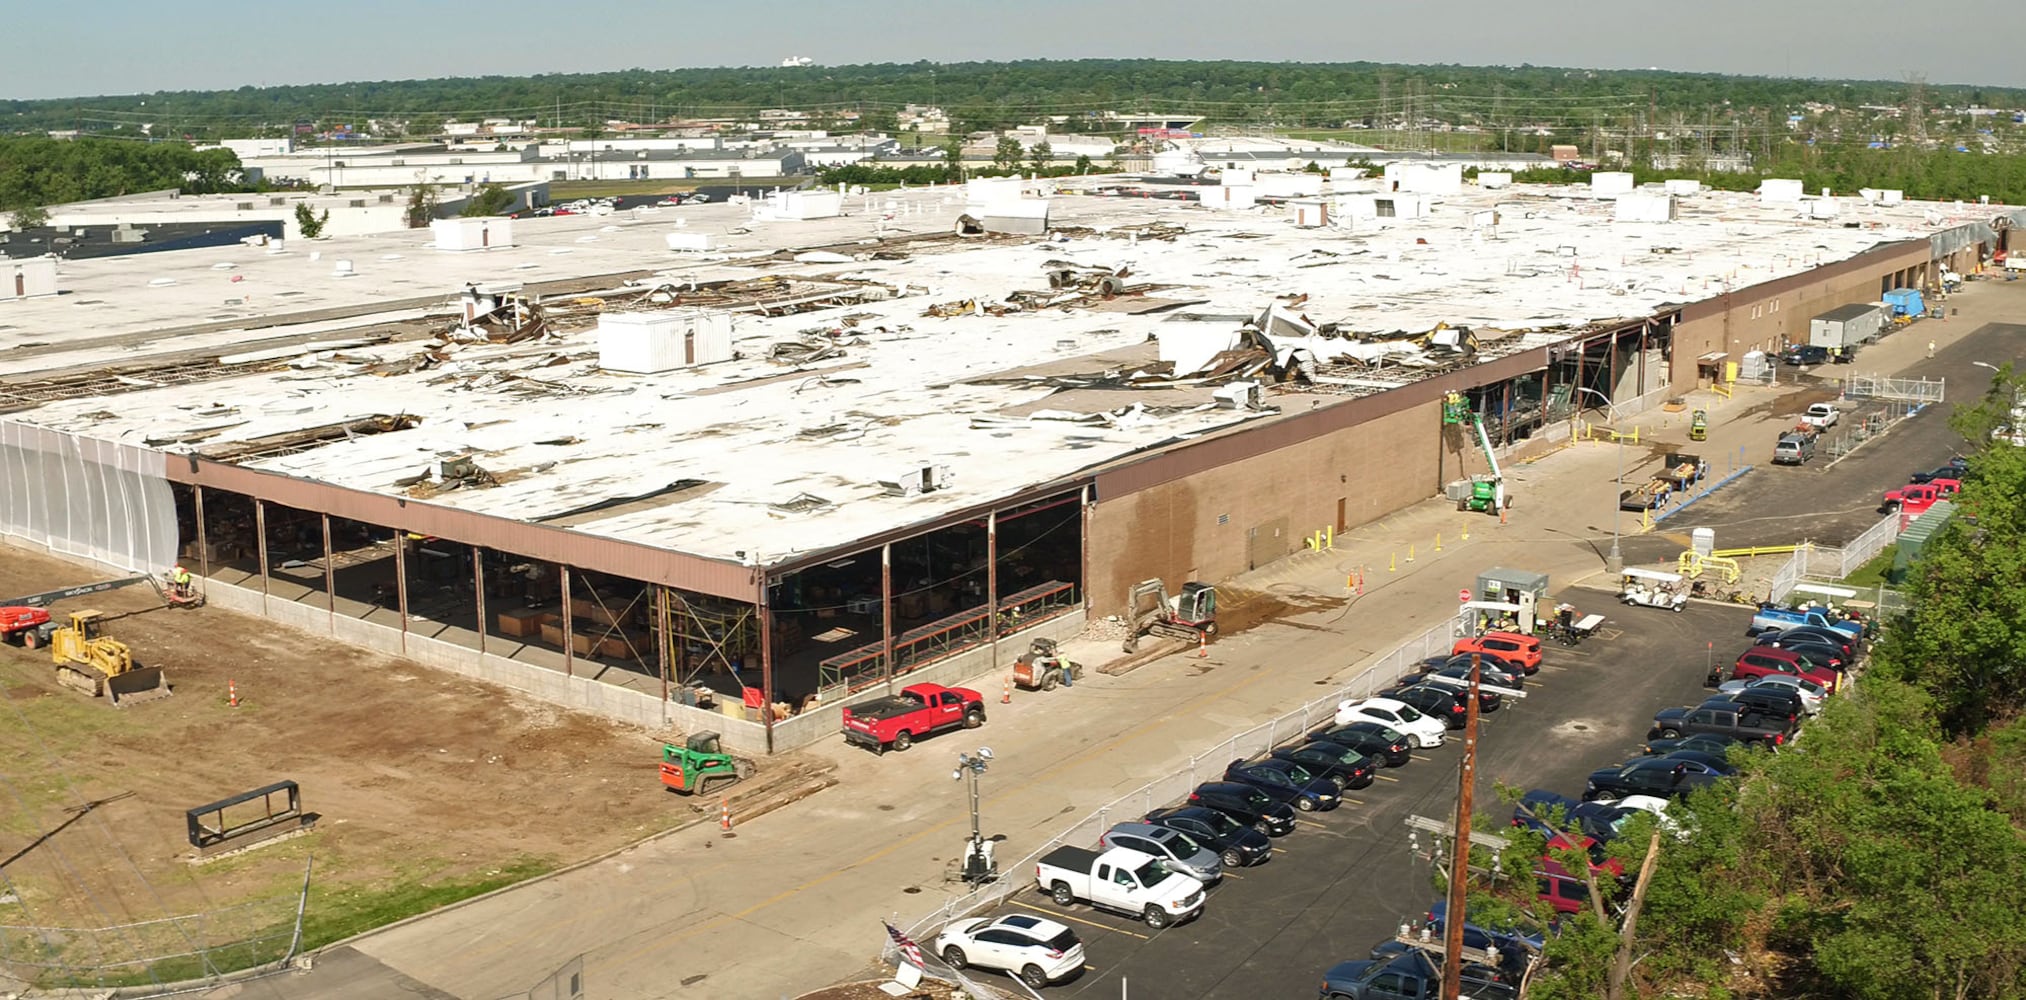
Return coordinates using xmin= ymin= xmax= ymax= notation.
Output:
xmin=1453 ymin=631 xmax=1542 ymax=673
xmin=1732 ymin=647 xmax=1838 ymax=690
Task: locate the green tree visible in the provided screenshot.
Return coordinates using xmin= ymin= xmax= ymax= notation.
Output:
xmin=941 ymin=136 xmax=965 ymax=183
xmin=1027 ymin=139 xmax=1053 ymax=172
xmin=992 ymin=136 xmax=1023 ymax=171
xmin=1073 ymin=154 xmax=1094 ymax=175
xmin=461 ymin=182 xmax=514 ymax=217
xmin=292 ymin=202 xmax=329 ymax=238
xmin=9 ymin=204 xmax=49 ymax=229
xmin=404 ymin=184 xmax=439 ymax=228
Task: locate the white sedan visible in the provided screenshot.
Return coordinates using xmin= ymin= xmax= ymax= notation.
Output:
xmin=1334 ymin=696 xmax=1447 ymax=748
xmin=933 ymin=913 xmax=1085 ymax=987
xmin=1720 ymin=674 xmax=1827 ymax=716
xmin=1616 ymin=794 xmax=1696 ymax=841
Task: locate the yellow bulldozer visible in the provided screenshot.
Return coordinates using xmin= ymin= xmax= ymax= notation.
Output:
xmin=48 ymin=610 xmax=172 ymax=706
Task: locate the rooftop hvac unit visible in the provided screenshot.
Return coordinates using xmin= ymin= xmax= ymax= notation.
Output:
xmin=877 ymin=464 xmax=954 ymax=497
xmin=439 ymin=456 xmax=479 ymax=481
xmin=596 ymin=309 xmax=734 ymax=373
xmin=332 ymin=259 xmax=356 ymax=277
xmin=1213 ymin=381 xmax=1263 ymax=409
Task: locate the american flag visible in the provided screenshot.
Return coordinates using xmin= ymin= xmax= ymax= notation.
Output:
xmin=884 ymin=921 xmax=926 ymax=968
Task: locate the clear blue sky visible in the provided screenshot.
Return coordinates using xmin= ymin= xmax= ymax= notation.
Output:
xmin=4 ymin=0 xmax=2022 ymax=100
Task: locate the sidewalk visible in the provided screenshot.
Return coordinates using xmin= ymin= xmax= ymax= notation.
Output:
xmin=280 ymin=279 xmax=2019 ymax=1000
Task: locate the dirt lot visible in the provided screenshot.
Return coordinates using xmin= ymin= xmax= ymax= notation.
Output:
xmin=0 ymin=542 xmax=794 ymax=979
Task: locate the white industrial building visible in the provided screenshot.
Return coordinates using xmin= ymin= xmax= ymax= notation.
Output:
xmin=237 ymin=143 xmax=807 ymax=189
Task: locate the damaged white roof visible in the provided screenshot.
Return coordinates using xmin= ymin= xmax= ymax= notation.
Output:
xmin=2 ymin=177 xmax=1980 ymax=564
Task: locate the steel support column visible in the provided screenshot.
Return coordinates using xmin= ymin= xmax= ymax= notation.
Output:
xmin=394 ymin=531 xmax=409 ymax=655
xmin=321 ymin=514 xmax=336 ymax=632
xmin=759 ymin=594 xmax=776 ymax=754
xmin=986 ymin=510 xmax=999 ymax=673
xmin=254 ymin=499 xmax=270 ymax=615
xmin=1080 ymin=485 xmax=1092 ymax=610
xmin=881 ymin=543 xmax=896 ymax=691
xmin=656 ymin=586 xmax=670 ymax=722
xmin=560 ymin=564 xmax=574 ymax=678
xmin=473 ymin=549 xmax=488 ymax=658
xmin=193 ymin=486 xmax=208 ymax=584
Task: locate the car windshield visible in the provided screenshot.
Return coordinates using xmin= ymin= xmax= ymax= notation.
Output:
xmin=1133 ymin=860 xmax=1172 ymax=885
xmin=1394 ymin=704 xmax=1425 ymax=722
xmin=1162 ymin=829 xmax=1205 ymax=855
xmin=1198 ymin=810 xmax=1240 ymax=835
xmin=1285 ymin=763 xmax=1319 ymax=784
xmin=1254 ymin=768 xmax=1294 ymax=787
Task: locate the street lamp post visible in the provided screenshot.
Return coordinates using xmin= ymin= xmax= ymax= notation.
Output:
xmin=953 ymin=748 xmax=996 ymax=884
xmin=1576 ymin=387 xmax=1625 ymax=573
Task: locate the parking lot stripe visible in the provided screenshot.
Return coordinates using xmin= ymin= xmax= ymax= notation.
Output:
xmin=1031 ymin=906 xmax=1150 ymax=939
xmin=1221 ymin=872 xmax=1244 ymax=880
xmin=1411 ymin=754 xmax=1433 ymax=762
xmin=1271 ymin=847 xmax=1289 ymax=853
xmin=1299 ymin=819 xmax=1330 ymax=829
xmin=1375 ymin=774 xmax=1400 ymax=782
xmin=1342 ymin=797 xmax=1364 ymax=806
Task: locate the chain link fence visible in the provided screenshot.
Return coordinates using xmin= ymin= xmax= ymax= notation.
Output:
xmin=0 ymin=865 xmax=309 ymax=995
xmin=1761 ymin=514 xmax=1906 ymax=610
xmin=883 ymin=613 xmax=1467 ymax=974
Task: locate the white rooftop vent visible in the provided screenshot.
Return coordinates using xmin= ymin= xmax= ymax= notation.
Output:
xmin=1213 ymin=381 xmax=1263 ymax=410
xmin=332 ymin=259 xmax=355 ymax=277
xmin=877 ymin=464 xmax=954 ymax=497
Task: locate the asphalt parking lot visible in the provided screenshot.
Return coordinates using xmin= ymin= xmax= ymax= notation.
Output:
xmin=1623 ymin=321 xmax=2026 ymax=561
xmin=962 ymin=598 xmax=1753 ymax=999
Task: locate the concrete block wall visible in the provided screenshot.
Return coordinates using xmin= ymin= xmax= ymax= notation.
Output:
xmin=196 ymin=579 xmax=1081 ymax=757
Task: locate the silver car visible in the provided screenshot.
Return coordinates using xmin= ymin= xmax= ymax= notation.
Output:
xmin=1100 ymin=822 xmax=1223 ymax=884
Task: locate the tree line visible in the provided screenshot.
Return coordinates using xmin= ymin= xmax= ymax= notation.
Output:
xmin=0 ymin=137 xmax=248 ymax=216
xmin=6 ymin=60 xmax=2022 ymax=139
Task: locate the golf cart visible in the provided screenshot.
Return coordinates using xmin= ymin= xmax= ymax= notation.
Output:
xmin=1620 ymin=567 xmax=1689 ymax=612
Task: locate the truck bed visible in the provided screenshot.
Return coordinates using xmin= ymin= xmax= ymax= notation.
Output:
xmin=1039 ymin=845 xmax=1101 ymax=871
xmin=845 ymin=696 xmax=923 ymax=721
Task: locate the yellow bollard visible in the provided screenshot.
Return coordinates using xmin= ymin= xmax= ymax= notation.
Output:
xmin=1434 ymin=532 xmax=1443 ymax=552
xmin=1407 ymin=544 xmax=1416 ymax=563
xmin=1390 ymin=552 xmax=1398 ymax=572
xmin=1460 ymin=520 xmax=1470 ymax=542
xmin=1324 ymin=526 xmax=1334 ymax=551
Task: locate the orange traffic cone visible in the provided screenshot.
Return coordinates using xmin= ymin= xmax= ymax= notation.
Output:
xmin=1002 ymin=676 xmax=1013 ymax=705
xmin=720 ymin=798 xmax=733 ymax=833
xmin=1196 ymin=631 xmax=1209 ymax=658
xmin=228 ymin=679 xmax=239 ymax=708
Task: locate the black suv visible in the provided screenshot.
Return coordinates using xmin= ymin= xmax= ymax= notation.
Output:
xmin=1187 ymin=782 xmax=1297 ymax=836
xmin=1782 ymin=344 xmax=1830 ymax=366
xmin=1584 ymin=758 xmax=1722 ymax=802
xmin=1305 ymin=722 xmax=1413 ymax=767
xmin=1271 ymin=741 xmax=1379 ymax=790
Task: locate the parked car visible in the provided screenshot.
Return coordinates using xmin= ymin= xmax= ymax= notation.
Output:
xmin=1452 ymin=631 xmax=1543 ymax=673
xmin=1033 ymin=845 xmax=1205 ymax=928
xmin=1222 ymin=757 xmax=1343 ymax=812
xmin=1509 ymin=789 xmax=1624 ymax=842
xmin=1425 ymin=657 xmax=1526 ymax=690
xmin=1100 ymin=821 xmax=1223 ymax=884
xmin=1583 ymin=758 xmax=1723 ymax=802
xmin=1909 ymin=459 xmax=1969 ymax=484
xmin=1748 ymin=605 xmax=1864 ymax=641
xmin=1650 ymin=704 xmax=1793 ymax=746
xmin=1782 ymin=343 xmax=1830 ymax=366
xmin=839 ymin=683 xmax=985 ymax=754
xmin=1425 ymin=899 xmax=1545 ymax=954
xmin=1143 ymin=806 xmax=1272 ymax=868
xmin=1366 ymin=941 xmax=1520 ymax=988
xmin=1334 ymin=697 xmax=1447 ymax=748
xmin=1272 ymin=741 xmax=1379 ymax=790
xmin=1732 ymin=646 xmax=1839 ymax=690
xmin=933 ymin=913 xmax=1085 ymax=987
xmin=1703 ymin=688 xmax=1805 ymax=725
xmin=1640 ymin=731 xmax=1743 ymax=757
xmin=1755 ymin=625 xmax=1858 ymax=659
xmin=1305 ymin=722 xmax=1414 ymax=767
xmin=1536 ymin=859 xmax=1608 ymax=915
xmin=1800 ymin=402 xmax=1842 ymax=429
xmin=1188 ymin=782 xmax=1298 ymax=836
xmin=1720 ymin=674 xmax=1826 ymax=715
xmin=1772 ymin=433 xmax=1817 ymax=465
xmin=1320 ymin=948 xmax=1516 ymax=1000
xmin=1613 ymin=794 xmax=1697 ymax=841
xmin=1751 ymin=634 xmax=1848 ymax=673
xmin=1382 ymin=682 xmax=1483 ymax=725
xmin=1658 ymin=748 xmax=1740 ymax=777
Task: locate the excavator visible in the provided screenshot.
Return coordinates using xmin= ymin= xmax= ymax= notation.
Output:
xmin=659 ymin=731 xmax=756 ymax=795
xmin=1122 ymin=579 xmax=1218 ymax=653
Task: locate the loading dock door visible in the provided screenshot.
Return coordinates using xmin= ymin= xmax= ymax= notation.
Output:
xmin=1247 ymin=517 xmax=1288 ymax=571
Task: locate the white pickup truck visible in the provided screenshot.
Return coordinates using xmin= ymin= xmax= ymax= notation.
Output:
xmin=1801 ymin=402 xmax=1841 ymax=429
xmin=1034 ymin=845 xmax=1206 ymax=928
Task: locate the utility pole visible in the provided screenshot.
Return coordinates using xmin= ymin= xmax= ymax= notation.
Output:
xmin=1439 ymin=654 xmax=1483 ymax=1000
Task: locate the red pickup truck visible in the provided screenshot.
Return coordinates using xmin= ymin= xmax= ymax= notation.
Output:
xmin=841 ymin=682 xmax=985 ymax=754
xmin=1879 ymin=478 xmax=1959 ymax=516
